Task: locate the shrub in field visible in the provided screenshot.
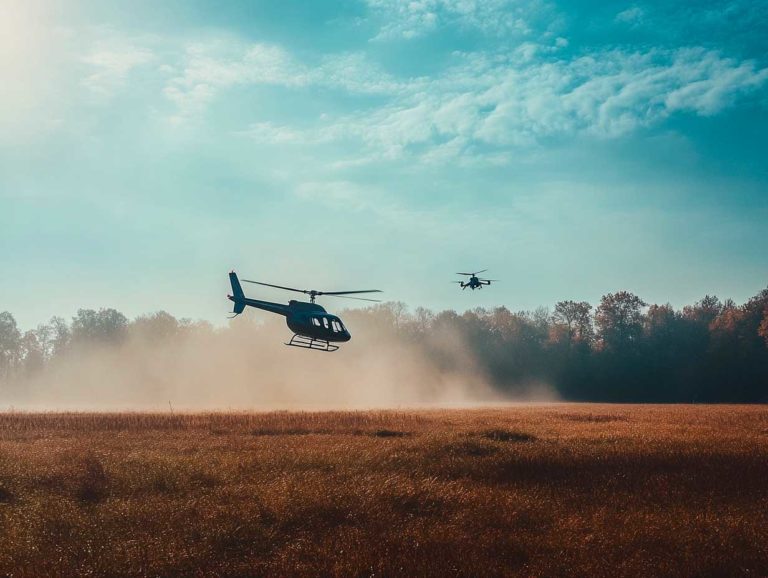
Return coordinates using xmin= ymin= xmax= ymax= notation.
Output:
xmin=76 ymin=455 xmax=108 ymax=503
xmin=481 ymin=429 xmax=537 ymax=442
xmin=561 ymin=413 xmax=628 ymax=423
xmin=372 ymin=429 xmax=410 ymax=438
xmin=0 ymin=484 xmax=14 ymax=503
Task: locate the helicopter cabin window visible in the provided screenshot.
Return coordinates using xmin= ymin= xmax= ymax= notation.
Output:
xmin=311 ymin=317 xmax=321 ymax=327
xmin=331 ymin=320 xmax=341 ymax=332
xmin=322 ymin=318 xmax=329 ymax=329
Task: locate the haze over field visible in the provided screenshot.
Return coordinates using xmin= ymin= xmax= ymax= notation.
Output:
xmin=2 ymin=285 xmax=766 ymax=410
xmin=6 ymin=315 xmax=507 ymax=411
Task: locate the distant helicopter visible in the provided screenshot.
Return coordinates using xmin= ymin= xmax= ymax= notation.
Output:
xmin=453 ymin=269 xmax=498 ymax=290
xmin=227 ymin=272 xmax=382 ymax=352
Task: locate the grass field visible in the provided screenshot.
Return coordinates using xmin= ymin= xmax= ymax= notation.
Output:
xmin=0 ymin=405 xmax=767 ymax=577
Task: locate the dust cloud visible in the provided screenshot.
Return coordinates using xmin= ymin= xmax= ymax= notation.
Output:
xmin=4 ymin=314 xmax=559 ymax=411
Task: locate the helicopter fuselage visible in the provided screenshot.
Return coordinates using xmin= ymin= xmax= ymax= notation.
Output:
xmin=456 ymin=270 xmax=493 ymax=291
xmin=285 ymin=300 xmax=351 ymax=342
xmin=462 ymin=276 xmax=490 ymax=290
xmin=228 ymin=295 xmax=351 ymax=343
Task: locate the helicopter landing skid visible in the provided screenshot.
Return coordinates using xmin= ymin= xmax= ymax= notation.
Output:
xmin=285 ymin=334 xmax=340 ymax=352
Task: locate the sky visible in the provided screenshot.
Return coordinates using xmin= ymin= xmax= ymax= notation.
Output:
xmin=1 ymin=0 xmax=767 ymax=329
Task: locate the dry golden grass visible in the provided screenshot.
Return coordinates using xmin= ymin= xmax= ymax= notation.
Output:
xmin=0 ymin=405 xmax=767 ymax=577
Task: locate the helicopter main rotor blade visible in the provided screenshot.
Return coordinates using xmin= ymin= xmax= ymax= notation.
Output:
xmin=456 ymin=269 xmax=487 ymax=276
xmin=479 ymin=279 xmax=499 ymax=282
xmin=242 ymin=280 xmax=382 ymax=300
xmin=320 ymin=289 xmax=382 ymax=296
xmin=242 ymin=280 xmax=309 ymax=294
xmin=325 ymin=294 xmax=382 ymax=302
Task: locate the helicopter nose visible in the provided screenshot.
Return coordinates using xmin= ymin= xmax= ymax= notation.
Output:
xmin=342 ymin=331 xmax=351 ymax=342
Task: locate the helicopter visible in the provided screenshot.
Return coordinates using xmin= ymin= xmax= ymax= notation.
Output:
xmin=227 ymin=271 xmax=382 ymax=352
xmin=453 ymin=269 xmax=498 ymax=290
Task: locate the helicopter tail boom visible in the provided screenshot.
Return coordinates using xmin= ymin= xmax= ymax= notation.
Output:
xmin=228 ymin=271 xmax=292 ymax=317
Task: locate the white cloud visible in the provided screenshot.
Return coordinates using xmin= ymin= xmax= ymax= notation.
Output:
xmin=163 ymin=40 xmax=403 ymax=123
xmin=315 ymin=52 xmax=405 ymax=94
xmin=615 ymin=6 xmax=645 ymax=25
xmin=294 ymin=46 xmax=768 ymax=161
xmin=231 ymin=43 xmax=767 ymax=165
xmin=662 ymin=50 xmax=768 ymax=115
xmin=82 ymin=43 xmax=154 ymax=96
xmin=236 ymin=121 xmax=342 ymax=145
xmin=366 ymin=0 xmax=539 ymax=40
xmin=163 ymin=40 xmax=304 ymax=122
xmin=156 ymin=31 xmax=767 ymax=163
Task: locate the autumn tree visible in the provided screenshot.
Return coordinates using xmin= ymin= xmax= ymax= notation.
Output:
xmin=682 ymin=295 xmax=722 ymax=326
xmin=595 ymin=291 xmax=646 ymax=351
xmin=552 ymin=301 xmax=593 ymax=345
xmin=131 ymin=311 xmax=180 ymax=343
xmin=20 ymin=330 xmax=45 ymax=374
xmin=0 ymin=312 xmax=22 ymax=379
xmin=760 ymin=306 xmax=768 ymax=349
xmin=71 ymin=308 xmax=128 ymax=345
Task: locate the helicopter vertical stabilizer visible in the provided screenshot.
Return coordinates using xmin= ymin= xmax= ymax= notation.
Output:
xmin=229 ymin=271 xmax=246 ymax=314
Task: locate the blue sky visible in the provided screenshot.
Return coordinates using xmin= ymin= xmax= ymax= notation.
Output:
xmin=2 ymin=0 xmax=767 ymax=329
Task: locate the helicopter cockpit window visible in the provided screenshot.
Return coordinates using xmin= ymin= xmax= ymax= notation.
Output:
xmin=311 ymin=317 xmax=321 ymax=327
xmin=322 ymin=318 xmax=329 ymax=329
xmin=331 ymin=320 xmax=341 ymax=332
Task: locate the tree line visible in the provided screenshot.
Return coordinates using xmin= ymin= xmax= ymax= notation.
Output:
xmin=2 ymin=286 xmax=767 ymax=403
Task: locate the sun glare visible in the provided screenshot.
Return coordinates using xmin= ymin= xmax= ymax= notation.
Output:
xmin=0 ymin=1 xmax=63 ymax=129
